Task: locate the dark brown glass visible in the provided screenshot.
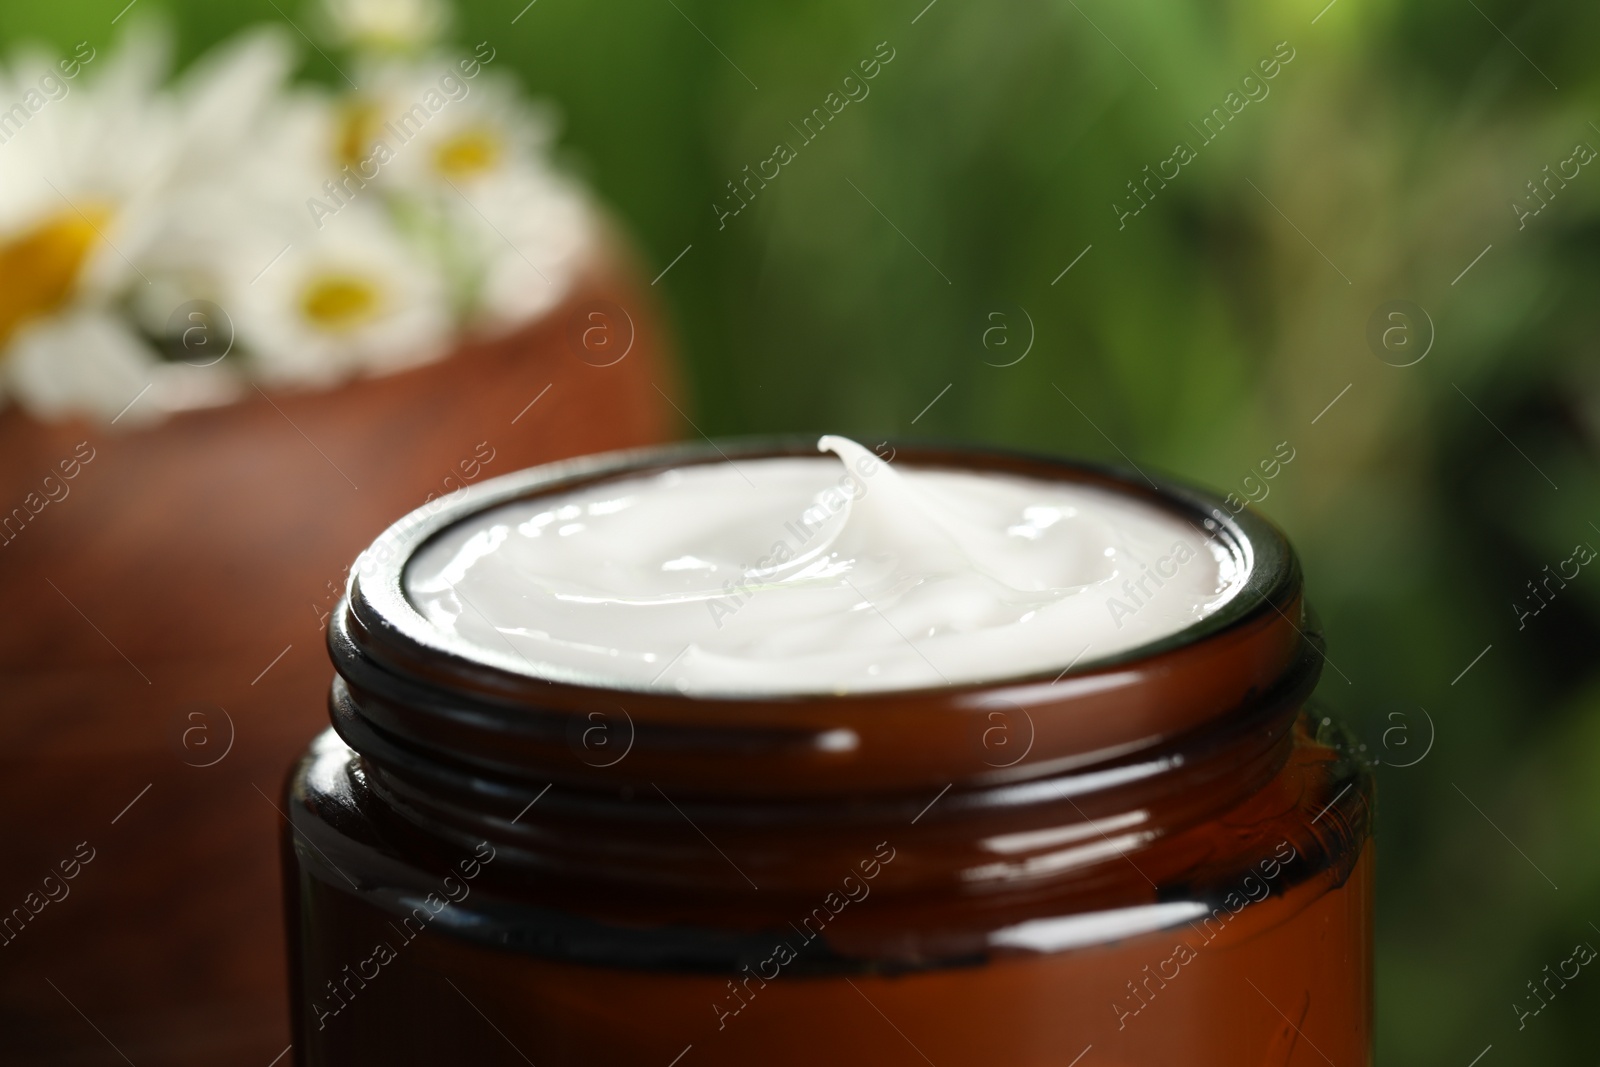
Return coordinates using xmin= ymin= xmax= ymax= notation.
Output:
xmin=282 ymin=441 xmax=1373 ymax=1067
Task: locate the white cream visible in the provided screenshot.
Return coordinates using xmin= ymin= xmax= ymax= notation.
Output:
xmin=403 ymin=436 xmax=1248 ymax=695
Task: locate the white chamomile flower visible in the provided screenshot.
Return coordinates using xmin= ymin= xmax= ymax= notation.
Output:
xmin=319 ymin=0 xmax=451 ymax=54
xmin=6 ymin=312 xmax=160 ymax=423
xmin=354 ymin=62 xmax=554 ymax=194
xmin=321 ymin=55 xmax=592 ymax=332
xmin=454 ymin=166 xmax=594 ymax=332
xmin=0 ymin=25 xmax=183 ymax=420
xmin=227 ymin=203 xmax=451 ymax=387
xmin=0 ymin=12 xmax=598 ymax=422
xmin=130 ymin=31 xmax=318 ymax=342
xmin=129 ymin=33 xmax=334 ymax=368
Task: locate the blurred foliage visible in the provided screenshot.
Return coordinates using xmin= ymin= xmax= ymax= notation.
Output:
xmin=5 ymin=0 xmax=1598 ymax=1061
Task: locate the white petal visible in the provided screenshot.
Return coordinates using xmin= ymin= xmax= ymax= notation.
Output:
xmin=5 ymin=312 xmax=162 ymax=424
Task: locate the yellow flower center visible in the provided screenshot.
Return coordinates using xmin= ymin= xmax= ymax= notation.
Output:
xmin=300 ymin=273 xmax=383 ymax=333
xmin=434 ymin=127 xmax=502 ymax=179
xmin=336 ymin=98 xmax=385 ymax=168
xmin=0 ymin=205 xmax=110 ymax=351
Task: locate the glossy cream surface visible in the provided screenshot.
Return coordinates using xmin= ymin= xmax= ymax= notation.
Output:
xmin=403 ymin=437 xmax=1248 ymax=695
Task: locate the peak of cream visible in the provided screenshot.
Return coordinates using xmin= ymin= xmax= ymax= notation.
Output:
xmin=402 ymin=436 xmax=1249 ymax=695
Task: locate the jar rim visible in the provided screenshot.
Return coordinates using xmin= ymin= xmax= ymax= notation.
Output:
xmin=330 ymin=439 xmax=1311 ymax=798
xmin=353 ymin=437 xmax=1292 ymax=695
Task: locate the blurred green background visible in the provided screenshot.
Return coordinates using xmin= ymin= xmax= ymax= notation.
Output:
xmin=6 ymin=0 xmax=1597 ymax=1061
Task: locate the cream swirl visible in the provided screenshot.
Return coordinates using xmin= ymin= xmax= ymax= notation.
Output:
xmin=403 ymin=436 xmax=1248 ymax=695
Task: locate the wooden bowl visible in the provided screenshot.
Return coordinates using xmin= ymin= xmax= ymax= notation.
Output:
xmin=0 ymin=237 xmax=676 ymax=1064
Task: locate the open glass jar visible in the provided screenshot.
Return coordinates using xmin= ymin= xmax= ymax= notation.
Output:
xmin=282 ymin=441 xmax=1373 ymax=1067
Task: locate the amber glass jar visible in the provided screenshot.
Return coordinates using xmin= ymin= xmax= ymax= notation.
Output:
xmin=282 ymin=441 xmax=1373 ymax=1067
